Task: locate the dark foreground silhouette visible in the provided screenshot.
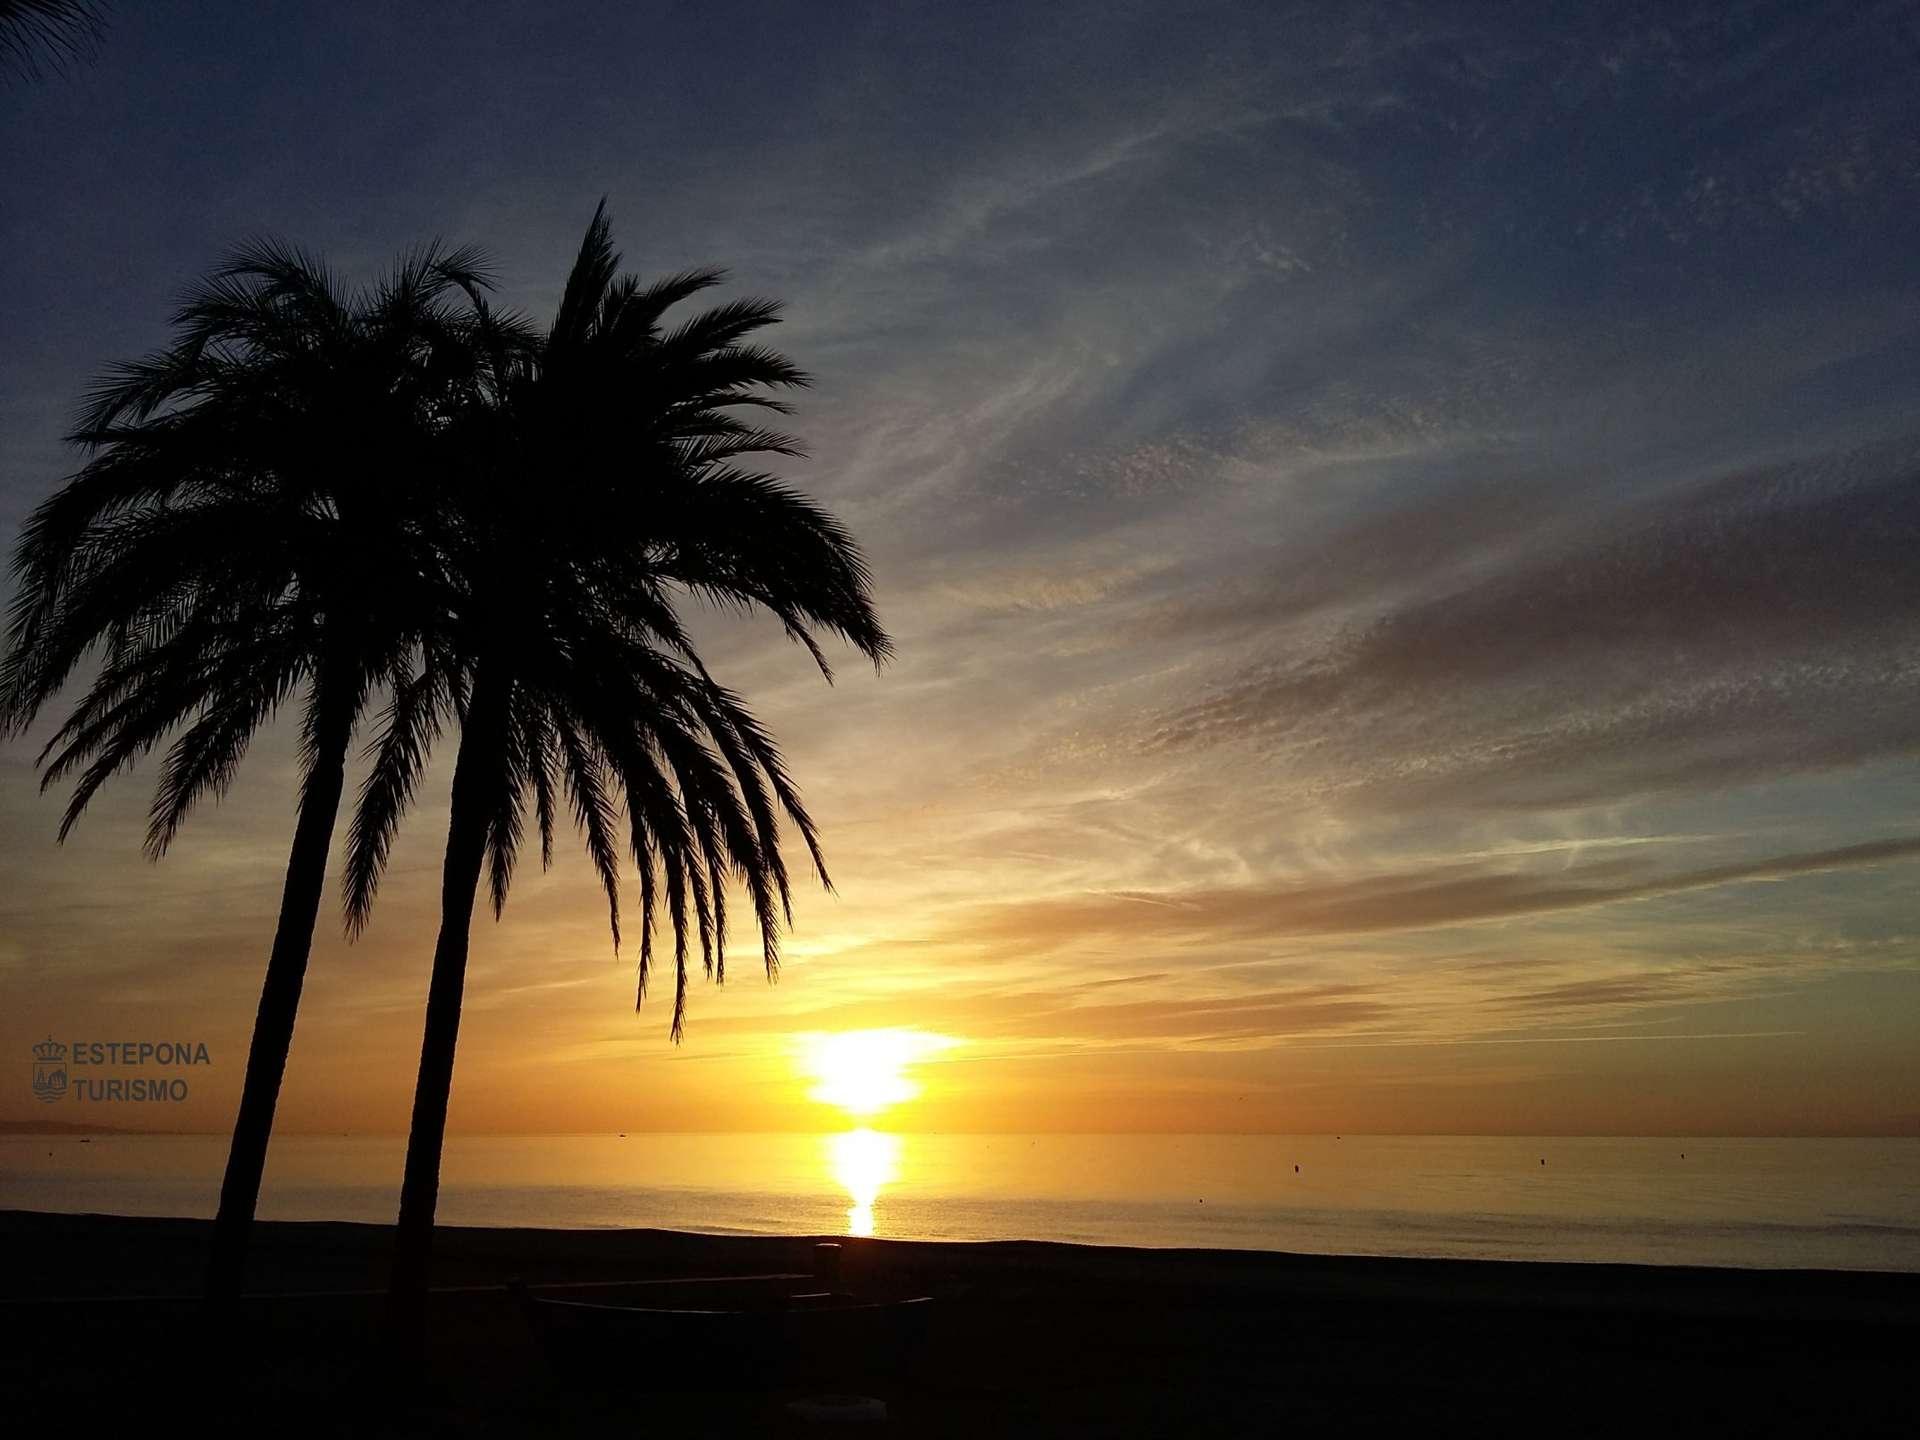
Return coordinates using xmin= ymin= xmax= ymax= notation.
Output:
xmin=3 ymin=1210 xmax=1916 ymax=1436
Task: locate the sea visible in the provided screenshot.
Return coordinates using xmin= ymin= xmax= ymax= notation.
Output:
xmin=4 ymin=1132 xmax=1917 ymax=1272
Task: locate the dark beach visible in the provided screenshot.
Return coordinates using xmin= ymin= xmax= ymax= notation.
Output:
xmin=3 ymin=1209 xmax=1915 ymax=1435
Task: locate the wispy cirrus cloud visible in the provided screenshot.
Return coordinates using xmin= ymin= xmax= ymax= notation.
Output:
xmin=1142 ymin=437 xmax=1920 ymax=815
xmin=958 ymin=834 xmax=1920 ymax=951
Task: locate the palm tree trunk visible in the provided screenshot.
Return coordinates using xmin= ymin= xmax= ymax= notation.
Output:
xmin=204 ymin=680 xmax=356 ymax=1301
xmin=386 ymin=665 xmax=510 ymax=1350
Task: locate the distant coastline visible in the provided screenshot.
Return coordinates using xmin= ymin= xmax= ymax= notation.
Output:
xmin=0 ymin=1119 xmax=212 ymax=1137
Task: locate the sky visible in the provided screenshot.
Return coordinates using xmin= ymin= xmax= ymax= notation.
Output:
xmin=3 ymin=1 xmax=1919 ymax=1137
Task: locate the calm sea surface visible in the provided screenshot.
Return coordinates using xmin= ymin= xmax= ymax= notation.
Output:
xmin=4 ymin=1133 xmax=1916 ymax=1272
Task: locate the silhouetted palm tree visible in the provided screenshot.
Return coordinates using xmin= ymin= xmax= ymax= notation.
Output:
xmin=380 ymin=203 xmax=890 ymax=1341
xmin=0 ymin=239 xmax=513 ymax=1299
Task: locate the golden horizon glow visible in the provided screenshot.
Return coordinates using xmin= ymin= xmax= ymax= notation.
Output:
xmin=796 ymin=1028 xmax=959 ymax=1120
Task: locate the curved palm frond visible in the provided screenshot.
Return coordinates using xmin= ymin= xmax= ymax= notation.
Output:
xmin=342 ymin=657 xmax=450 ymax=936
xmin=0 ymin=0 xmax=103 ymax=82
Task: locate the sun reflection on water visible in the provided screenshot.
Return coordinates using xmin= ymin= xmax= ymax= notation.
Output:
xmin=828 ymin=1128 xmax=899 ymax=1237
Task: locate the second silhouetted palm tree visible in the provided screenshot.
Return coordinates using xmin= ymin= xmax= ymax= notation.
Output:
xmin=376 ymin=203 xmax=891 ymax=1345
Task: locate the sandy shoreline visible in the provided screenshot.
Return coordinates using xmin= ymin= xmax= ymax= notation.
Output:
xmin=4 ymin=1209 xmax=1916 ymax=1434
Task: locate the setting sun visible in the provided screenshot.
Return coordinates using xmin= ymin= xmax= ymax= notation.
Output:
xmin=797 ymin=1029 xmax=958 ymax=1120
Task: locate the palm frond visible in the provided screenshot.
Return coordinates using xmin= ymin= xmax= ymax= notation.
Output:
xmin=550 ymin=199 xmax=619 ymax=354
xmin=344 ymin=661 xmax=447 ymax=936
xmin=0 ymin=0 xmax=103 ymax=82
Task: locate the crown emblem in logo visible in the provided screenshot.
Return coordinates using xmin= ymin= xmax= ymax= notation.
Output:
xmin=31 ymin=1036 xmax=67 ymax=1103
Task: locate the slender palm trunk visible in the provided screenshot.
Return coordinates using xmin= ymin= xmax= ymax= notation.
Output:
xmin=387 ymin=666 xmax=509 ymax=1349
xmin=205 ymin=682 xmax=356 ymax=1302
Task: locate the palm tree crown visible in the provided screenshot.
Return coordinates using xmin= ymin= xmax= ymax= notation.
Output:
xmin=1 ymin=239 xmax=497 ymax=847
xmin=361 ymin=201 xmax=891 ymax=1035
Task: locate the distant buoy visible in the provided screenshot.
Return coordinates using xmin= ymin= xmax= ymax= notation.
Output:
xmin=1294 ymin=1164 xmax=1300 ymax=1173
xmin=1540 ymin=1158 xmax=1546 ymax=1166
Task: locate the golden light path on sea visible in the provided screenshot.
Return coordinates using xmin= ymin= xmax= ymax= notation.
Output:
xmin=797 ymin=1028 xmax=956 ymax=1234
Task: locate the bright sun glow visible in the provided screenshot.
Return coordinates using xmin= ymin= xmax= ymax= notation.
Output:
xmin=797 ymin=1028 xmax=958 ymax=1119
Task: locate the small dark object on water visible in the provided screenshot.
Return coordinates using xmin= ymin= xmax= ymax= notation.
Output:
xmin=1540 ymin=1158 xmax=1546 ymax=1166
xmin=1294 ymin=1164 xmax=1300 ymax=1173
xmin=788 ymin=1395 xmax=887 ymax=1424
